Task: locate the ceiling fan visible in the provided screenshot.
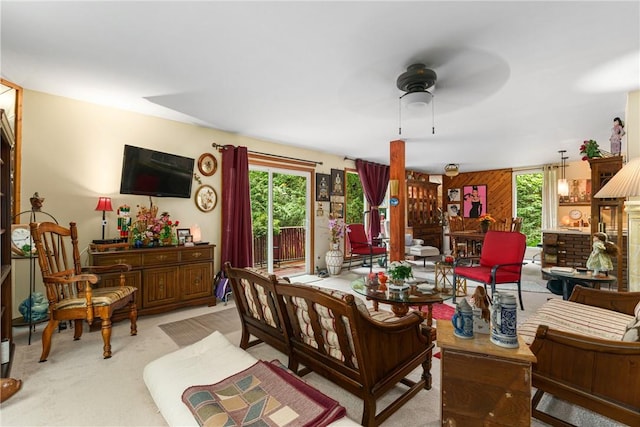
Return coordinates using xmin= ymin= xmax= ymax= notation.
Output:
xmin=396 ymin=63 xmax=437 ymax=134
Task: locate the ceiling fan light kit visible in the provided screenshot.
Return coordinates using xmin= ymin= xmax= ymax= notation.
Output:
xmin=397 ymin=63 xmax=437 ymax=135
xmin=444 ymin=164 xmax=460 ymax=177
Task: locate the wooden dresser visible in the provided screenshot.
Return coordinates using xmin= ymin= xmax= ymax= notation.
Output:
xmin=438 ymin=322 xmax=536 ymax=426
xmin=90 ymin=244 xmax=216 ymax=320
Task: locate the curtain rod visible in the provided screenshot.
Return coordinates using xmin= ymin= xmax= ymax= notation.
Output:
xmin=212 ymin=142 xmax=322 ymax=165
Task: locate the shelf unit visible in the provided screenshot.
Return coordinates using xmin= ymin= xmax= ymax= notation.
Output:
xmin=1 ymin=109 xmax=16 ymax=377
xmin=405 ymin=171 xmax=442 ymax=249
xmin=589 ymin=156 xmax=627 ymax=291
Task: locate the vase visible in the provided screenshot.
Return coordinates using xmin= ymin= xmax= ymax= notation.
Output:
xmin=480 ymin=222 xmax=490 ymax=233
xmin=325 ymin=248 xmax=344 ymax=275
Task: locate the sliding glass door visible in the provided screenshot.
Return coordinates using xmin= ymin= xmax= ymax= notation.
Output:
xmin=249 ymin=166 xmax=310 ymax=276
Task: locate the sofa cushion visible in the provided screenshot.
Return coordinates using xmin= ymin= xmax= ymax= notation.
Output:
xmin=623 ymin=319 xmax=640 ymax=342
xmin=518 ymin=298 xmax=634 ymax=346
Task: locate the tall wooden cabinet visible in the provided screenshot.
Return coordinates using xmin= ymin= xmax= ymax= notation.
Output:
xmin=588 ymin=156 xmax=627 ymax=291
xmin=1 ymin=109 xmax=15 ymax=377
xmin=405 ymin=171 xmax=442 ymax=249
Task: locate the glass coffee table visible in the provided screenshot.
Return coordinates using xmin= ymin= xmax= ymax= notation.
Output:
xmin=351 ymin=277 xmax=451 ymax=328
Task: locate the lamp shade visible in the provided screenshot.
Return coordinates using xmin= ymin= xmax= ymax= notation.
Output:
xmin=95 ymin=197 xmax=113 ymax=212
xmin=594 ymin=157 xmax=640 ymax=198
xmin=557 ymin=178 xmax=569 ymax=197
xmin=444 ymin=164 xmax=459 ymax=177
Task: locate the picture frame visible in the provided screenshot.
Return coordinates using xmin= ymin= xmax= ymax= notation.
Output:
xmin=462 ymin=184 xmax=487 ymax=218
xmin=316 ymin=173 xmax=330 ymax=201
xmin=194 ymin=184 xmax=217 ymax=212
xmin=330 ymin=169 xmax=345 ymax=196
xmin=447 ymin=188 xmax=461 ymax=202
xmin=559 ymin=179 xmax=591 ymax=206
xmin=197 ymin=153 xmax=217 ymax=177
xmin=447 ymin=203 xmax=461 ymax=218
xmin=177 ymin=228 xmax=191 ymax=245
xmin=330 ymin=201 xmax=344 ymax=219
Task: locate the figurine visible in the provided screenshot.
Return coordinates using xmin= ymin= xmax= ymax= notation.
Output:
xmin=609 ymin=117 xmax=625 ymax=156
xmin=29 ymin=192 xmax=44 ymax=211
xmin=586 ymin=232 xmax=618 ymax=277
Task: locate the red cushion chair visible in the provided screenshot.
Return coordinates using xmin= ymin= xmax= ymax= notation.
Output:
xmin=346 ymin=223 xmax=387 ymax=273
xmin=453 ymin=231 xmax=527 ymax=310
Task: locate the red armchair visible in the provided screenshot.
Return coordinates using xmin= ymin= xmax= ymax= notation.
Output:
xmin=452 ymin=231 xmax=527 ymax=310
xmin=346 ymin=223 xmax=387 ymax=273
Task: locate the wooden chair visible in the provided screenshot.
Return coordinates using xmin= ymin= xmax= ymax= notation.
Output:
xmin=448 ymin=216 xmax=468 ymax=256
xmin=276 ymin=283 xmax=433 ymax=426
xmin=30 ymin=222 xmax=137 ymax=362
xmin=493 ymin=218 xmax=509 ymax=231
xmin=223 ymin=262 xmax=290 ymax=355
xmin=346 ymin=223 xmax=386 ymax=273
xmin=510 ymin=217 xmax=523 ymax=232
xmin=453 ymin=230 xmax=527 ymax=310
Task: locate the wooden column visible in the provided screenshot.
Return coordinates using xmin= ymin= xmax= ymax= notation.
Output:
xmin=390 ymin=140 xmax=405 ymax=262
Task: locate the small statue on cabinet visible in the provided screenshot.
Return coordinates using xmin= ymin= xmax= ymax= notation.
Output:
xmin=29 ymin=192 xmax=44 ymax=211
xmin=609 ymin=117 xmax=625 ymax=156
xmin=586 ymin=232 xmax=619 ymax=277
xmin=471 ymin=286 xmax=491 ymax=334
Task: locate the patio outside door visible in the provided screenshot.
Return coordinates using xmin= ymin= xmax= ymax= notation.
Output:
xmin=249 ymin=166 xmax=310 ymax=276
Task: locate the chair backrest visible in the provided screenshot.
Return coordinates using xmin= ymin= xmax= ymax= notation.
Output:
xmin=511 ymin=217 xmax=523 ymax=232
xmin=449 ymin=216 xmax=464 ymax=232
xmin=346 ymin=223 xmax=369 ymax=251
xmin=224 ymin=262 xmax=290 ymax=354
xmin=480 ymin=231 xmax=526 ymax=273
xmin=493 ymin=219 xmax=508 ymax=231
xmin=30 ymin=222 xmax=87 ymax=304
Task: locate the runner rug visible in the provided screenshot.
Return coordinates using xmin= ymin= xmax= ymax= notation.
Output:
xmin=182 ymin=360 xmax=346 ymax=427
xmin=159 ymin=308 xmax=241 ymax=347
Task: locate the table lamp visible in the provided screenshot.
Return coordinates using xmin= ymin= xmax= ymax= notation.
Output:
xmin=95 ymin=197 xmax=113 ymax=240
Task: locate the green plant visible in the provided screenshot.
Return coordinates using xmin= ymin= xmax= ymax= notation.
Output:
xmin=387 ymin=261 xmax=413 ymax=281
xmin=579 ymin=139 xmax=601 ymax=160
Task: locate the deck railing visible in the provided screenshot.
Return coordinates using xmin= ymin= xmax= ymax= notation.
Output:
xmin=253 ymin=226 xmax=306 ymax=266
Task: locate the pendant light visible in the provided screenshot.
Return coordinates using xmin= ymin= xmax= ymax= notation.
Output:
xmin=557 ymin=150 xmax=569 ymax=197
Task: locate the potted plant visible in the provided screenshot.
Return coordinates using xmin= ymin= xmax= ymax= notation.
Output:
xmin=579 ymin=139 xmax=602 ymax=160
xmin=478 ymin=213 xmax=496 ymax=233
xmin=387 ymin=260 xmax=413 ymax=289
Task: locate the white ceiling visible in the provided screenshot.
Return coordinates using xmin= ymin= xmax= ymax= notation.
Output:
xmin=2 ymin=1 xmax=639 ymax=173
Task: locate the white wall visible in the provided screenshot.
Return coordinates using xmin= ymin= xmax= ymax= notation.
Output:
xmin=12 ymin=90 xmax=351 ymax=315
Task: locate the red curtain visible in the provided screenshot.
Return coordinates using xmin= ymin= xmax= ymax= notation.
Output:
xmin=221 ymin=145 xmax=253 ymax=269
xmin=355 ymin=159 xmax=390 ymax=241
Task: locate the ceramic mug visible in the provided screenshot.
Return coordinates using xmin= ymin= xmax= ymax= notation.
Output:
xmin=451 ymin=308 xmax=474 ymax=339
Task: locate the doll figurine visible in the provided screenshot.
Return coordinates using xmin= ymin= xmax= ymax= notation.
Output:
xmin=586 ymin=232 xmax=619 ymax=277
xmin=609 ymin=117 xmax=625 ymax=156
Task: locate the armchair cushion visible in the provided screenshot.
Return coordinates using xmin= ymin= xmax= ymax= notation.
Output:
xmin=56 ymin=287 xmax=137 ymax=310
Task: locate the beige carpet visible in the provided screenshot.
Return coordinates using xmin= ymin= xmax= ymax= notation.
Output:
xmin=159 ymin=308 xmax=241 ymax=347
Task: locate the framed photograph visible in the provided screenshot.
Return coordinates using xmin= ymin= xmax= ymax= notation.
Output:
xmin=194 ymin=184 xmax=217 ymax=212
xmin=330 ymin=201 xmax=344 ymax=219
xmin=462 ymin=184 xmax=487 ymax=218
xmin=330 ymin=169 xmax=345 ymax=196
xmin=177 ymin=228 xmax=191 ymax=245
xmin=316 ymin=173 xmax=330 ymax=201
xmin=447 ymin=188 xmax=461 ymax=202
xmin=184 ymin=235 xmax=195 ymax=247
xmin=559 ymin=179 xmax=591 ymax=205
xmin=447 ymin=203 xmax=461 ymax=217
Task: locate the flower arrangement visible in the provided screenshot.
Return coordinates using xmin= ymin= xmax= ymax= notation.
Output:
xmin=579 ymin=139 xmax=601 ymax=160
xmin=478 ymin=213 xmax=496 ymax=225
xmin=131 ymin=205 xmax=179 ymax=247
xmin=387 ymin=261 xmax=413 ymax=281
xmin=328 ymin=217 xmax=345 ymax=245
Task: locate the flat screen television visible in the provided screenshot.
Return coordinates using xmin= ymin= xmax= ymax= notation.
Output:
xmin=119 ymin=145 xmax=194 ymax=198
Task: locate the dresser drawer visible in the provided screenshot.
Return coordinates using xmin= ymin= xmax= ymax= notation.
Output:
xmin=142 ymin=250 xmax=180 ymax=266
xmin=181 ymin=247 xmax=214 ymax=262
xmin=92 ymin=252 xmax=142 ymax=267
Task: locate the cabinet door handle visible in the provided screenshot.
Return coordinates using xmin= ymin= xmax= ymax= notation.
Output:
xmin=155 ymin=255 xmax=168 ymax=261
xmin=190 ymin=252 xmax=203 ymax=258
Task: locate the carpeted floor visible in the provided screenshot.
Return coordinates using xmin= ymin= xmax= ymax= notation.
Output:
xmin=159 ymin=307 xmax=241 ymax=347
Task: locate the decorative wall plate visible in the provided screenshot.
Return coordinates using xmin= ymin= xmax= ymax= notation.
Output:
xmin=197 ymin=153 xmax=217 ymax=176
xmin=195 ymin=184 xmax=217 ymax=212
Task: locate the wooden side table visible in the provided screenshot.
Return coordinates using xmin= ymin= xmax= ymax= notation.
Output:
xmin=434 ymin=262 xmax=467 ymax=297
xmin=438 ymin=322 xmax=536 ymax=426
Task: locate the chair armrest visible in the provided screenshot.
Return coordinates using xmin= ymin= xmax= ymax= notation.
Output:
xmin=45 ymin=274 xmax=99 ymax=286
xmin=489 ymin=261 xmax=526 ymax=276
xmin=82 ymin=263 xmax=132 ymax=275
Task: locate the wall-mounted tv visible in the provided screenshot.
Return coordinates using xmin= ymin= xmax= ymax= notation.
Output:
xmin=119 ymin=145 xmax=194 ymax=198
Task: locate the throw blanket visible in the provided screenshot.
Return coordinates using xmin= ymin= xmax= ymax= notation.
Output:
xmin=182 ymin=360 xmax=345 ymax=427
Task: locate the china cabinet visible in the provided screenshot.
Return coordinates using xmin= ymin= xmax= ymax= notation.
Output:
xmin=1 ymin=109 xmax=15 ymax=376
xmin=405 ymin=171 xmax=442 ymax=249
xmin=589 ymin=156 xmax=627 ymax=291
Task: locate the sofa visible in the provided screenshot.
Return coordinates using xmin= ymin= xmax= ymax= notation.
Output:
xmin=518 ymin=286 xmax=640 ymax=427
